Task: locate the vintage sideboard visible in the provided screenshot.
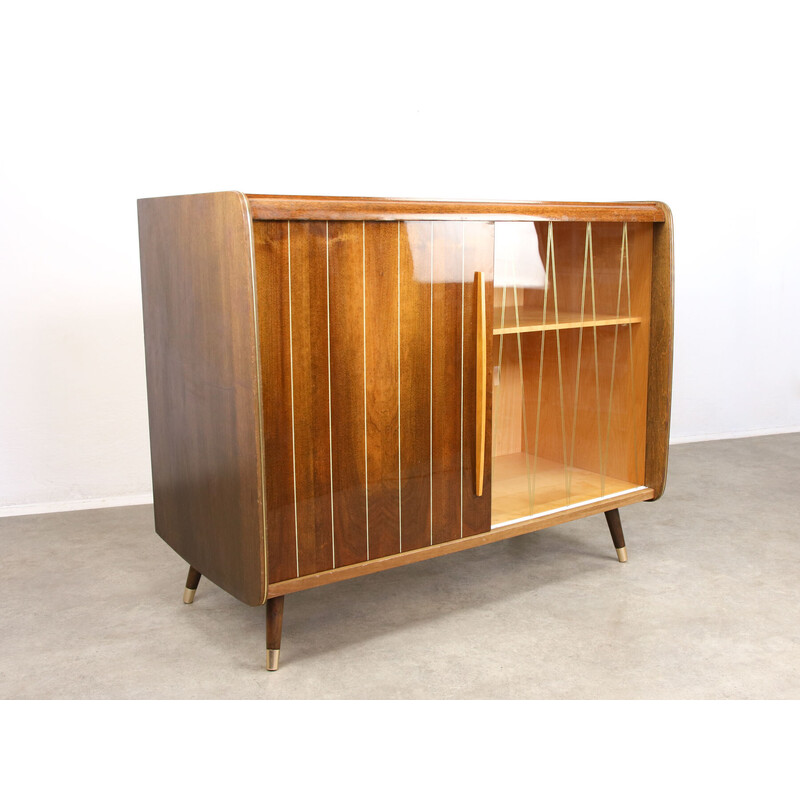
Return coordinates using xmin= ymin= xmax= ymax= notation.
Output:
xmin=137 ymin=192 xmax=673 ymax=670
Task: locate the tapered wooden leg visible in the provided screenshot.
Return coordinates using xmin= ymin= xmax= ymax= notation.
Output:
xmin=183 ymin=566 xmax=202 ymax=604
xmin=266 ymin=596 xmax=285 ymax=671
xmin=604 ymin=509 xmax=628 ymax=562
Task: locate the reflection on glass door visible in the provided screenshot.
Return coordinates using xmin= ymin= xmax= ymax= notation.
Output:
xmin=491 ymin=220 xmax=651 ymax=527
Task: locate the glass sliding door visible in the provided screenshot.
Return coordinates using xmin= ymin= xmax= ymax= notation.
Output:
xmin=491 ymin=221 xmax=652 ymax=527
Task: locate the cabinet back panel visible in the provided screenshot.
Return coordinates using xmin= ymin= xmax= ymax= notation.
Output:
xmin=256 ymin=221 xmax=493 ymax=584
xmin=519 ymin=326 xmax=647 ymax=483
xmin=526 ymin=222 xmax=653 ymax=320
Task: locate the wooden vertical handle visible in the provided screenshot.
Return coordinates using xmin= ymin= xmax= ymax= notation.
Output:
xmin=475 ymin=271 xmax=486 ymax=496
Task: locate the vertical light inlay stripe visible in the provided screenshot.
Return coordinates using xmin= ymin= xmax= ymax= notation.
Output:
xmin=589 ymin=224 xmax=605 ymax=496
xmin=567 ymin=222 xmax=591 ymax=500
xmin=460 ymin=222 xmax=465 ymax=537
xmin=397 ymin=221 xmax=402 ymax=552
xmin=531 ymin=223 xmax=554 ymax=512
xmin=548 ymin=224 xmax=570 ymax=502
xmin=325 ymin=222 xmax=335 ymax=569
xmin=362 ymin=221 xmax=370 ymax=561
xmin=511 ymin=260 xmax=533 ymax=514
xmin=493 ymin=285 xmax=507 ymax=460
xmin=602 ymin=223 xmax=627 ymax=486
xmin=429 ymin=221 xmax=434 ymax=546
xmin=287 ymin=221 xmax=300 ymax=578
xmin=623 ymin=224 xmax=640 ymax=481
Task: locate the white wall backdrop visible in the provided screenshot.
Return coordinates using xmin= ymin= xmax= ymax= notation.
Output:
xmin=1 ymin=1 xmax=798 ymax=514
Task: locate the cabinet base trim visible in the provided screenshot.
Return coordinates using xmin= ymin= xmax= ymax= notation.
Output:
xmin=490 ymin=486 xmax=649 ymax=529
xmin=266 ymin=487 xmax=654 ymax=598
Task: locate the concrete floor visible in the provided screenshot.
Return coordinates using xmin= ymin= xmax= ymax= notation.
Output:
xmin=1 ymin=434 xmax=798 ymax=699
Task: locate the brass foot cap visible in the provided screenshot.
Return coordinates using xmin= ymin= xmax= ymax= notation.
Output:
xmin=616 ymin=546 xmax=628 ymax=563
xmin=183 ymin=587 xmax=197 ymax=604
xmin=267 ymin=649 xmax=280 ymax=671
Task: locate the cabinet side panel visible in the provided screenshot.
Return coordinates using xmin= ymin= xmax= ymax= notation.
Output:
xmin=328 ymin=222 xmax=370 ymax=567
xmin=138 ymin=192 xmax=265 ymax=606
xmin=255 ymin=221 xmax=302 ymax=584
xmin=645 ymin=204 xmax=674 ymax=499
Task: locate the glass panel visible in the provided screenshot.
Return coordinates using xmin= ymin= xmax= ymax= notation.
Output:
xmin=491 ymin=221 xmax=651 ymax=527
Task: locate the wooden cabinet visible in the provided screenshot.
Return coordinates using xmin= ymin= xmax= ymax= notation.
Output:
xmin=138 ymin=193 xmax=673 ymax=670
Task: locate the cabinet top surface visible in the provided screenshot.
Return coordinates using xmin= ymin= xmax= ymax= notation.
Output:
xmin=244 ymin=194 xmax=668 ymax=223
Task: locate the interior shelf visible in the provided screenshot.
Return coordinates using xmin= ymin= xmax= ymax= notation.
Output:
xmin=491 ymin=452 xmax=642 ymax=525
xmin=493 ymin=307 xmax=641 ymax=335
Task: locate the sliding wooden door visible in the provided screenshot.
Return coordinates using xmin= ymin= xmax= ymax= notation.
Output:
xmin=255 ymin=220 xmax=494 ymax=584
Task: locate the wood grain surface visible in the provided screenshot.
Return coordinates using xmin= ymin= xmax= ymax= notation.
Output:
xmin=141 ymin=194 xmax=671 ymax=608
xmin=430 ymin=222 xmax=464 ymax=544
xmin=399 ymin=222 xmax=433 ymax=551
xmin=645 ymin=203 xmax=675 ymax=500
xmin=288 ymin=222 xmax=335 ymax=574
xmin=246 ymin=195 xmax=666 ymax=223
xmin=328 ymin=222 xmax=370 ymax=567
xmin=266 ymin=595 xmax=284 ymax=651
xmin=461 ymin=224 xmax=495 ymax=536
xmin=364 ymin=222 xmax=402 ymax=559
xmin=138 ymin=191 xmax=266 ymax=606
xmin=267 ymin=487 xmax=654 ymax=598
xmin=254 ymin=220 xmax=494 ymax=581
xmin=255 ymin=221 xmax=298 ymax=584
